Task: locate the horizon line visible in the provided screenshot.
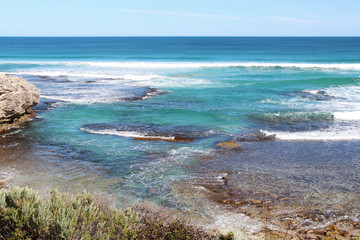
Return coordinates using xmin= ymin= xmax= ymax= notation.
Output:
xmin=0 ymin=35 xmax=360 ymax=38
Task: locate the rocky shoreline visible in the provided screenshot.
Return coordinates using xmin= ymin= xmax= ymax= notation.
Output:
xmin=1 ymin=74 xmax=359 ymax=239
xmin=183 ymin=140 xmax=360 ymax=239
xmin=0 ymin=74 xmax=40 ymax=133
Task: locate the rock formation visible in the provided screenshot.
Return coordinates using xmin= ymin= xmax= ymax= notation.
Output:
xmin=0 ymin=179 xmax=6 ymax=189
xmin=0 ymin=74 xmax=40 ymax=133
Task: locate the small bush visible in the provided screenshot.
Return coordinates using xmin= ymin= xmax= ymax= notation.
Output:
xmin=0 ymin=187 xmax=232 ymax=240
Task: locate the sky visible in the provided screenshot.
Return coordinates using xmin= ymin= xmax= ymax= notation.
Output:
xmin=1 ymin=0 xmax=360 ymax=36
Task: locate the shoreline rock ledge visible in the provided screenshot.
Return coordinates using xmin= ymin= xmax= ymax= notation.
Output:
xmin=0 ymin=74 xmax=40 ymax=133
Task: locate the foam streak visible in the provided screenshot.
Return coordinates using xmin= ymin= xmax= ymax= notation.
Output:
xmin=1 ymin=61 xmax=360 ymax=70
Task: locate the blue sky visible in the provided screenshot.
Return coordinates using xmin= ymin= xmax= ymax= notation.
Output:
xmin=1 ymin=0 xmax=359 ymax=36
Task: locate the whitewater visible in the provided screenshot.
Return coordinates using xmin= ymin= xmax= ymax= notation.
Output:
xmin=1 ymin=37 xmax=360 ymax=237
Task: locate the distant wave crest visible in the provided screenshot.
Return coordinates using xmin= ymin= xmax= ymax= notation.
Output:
xmin=1 ymin=61 xmax=360 ymax=70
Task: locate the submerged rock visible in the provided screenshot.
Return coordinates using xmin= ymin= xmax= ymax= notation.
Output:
xmin=216 ymin=141 xmax=242 ymax=150
xmin=0 ymin=74 xmax=40 ymax=133
xmin=287 ymin=90 xmax=337 ymax=101
xmin=32 ymin=98 xmax=61 ymax=113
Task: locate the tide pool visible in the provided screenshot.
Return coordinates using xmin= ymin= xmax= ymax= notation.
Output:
xmin=1 ymin=37 xmax=360 ymax=235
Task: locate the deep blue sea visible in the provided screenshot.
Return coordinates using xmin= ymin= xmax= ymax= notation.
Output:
xmin=1 ymin=37 xmax=360 ymax=233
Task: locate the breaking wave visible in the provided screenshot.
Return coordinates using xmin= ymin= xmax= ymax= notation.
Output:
xmin=2 ymin=61 xmax=360 ymax=70
xmin=252 ymin=111 xmax=334 ymax=123
xmin=262 ymin=127 xmax=360 ymax=140
xmin=81 ymin=128 xmax=177 ymax=142
xmin=81 ymin=123 xmax=213 ymax=142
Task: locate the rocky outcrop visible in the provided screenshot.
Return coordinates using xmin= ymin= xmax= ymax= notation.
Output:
xmin=0 ymin=74 xmax=40 ymax=133
xmin=0 ymin=179 xmax=6 ymax=189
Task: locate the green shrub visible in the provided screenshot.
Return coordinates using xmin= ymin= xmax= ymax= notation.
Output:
xmin=0 ymin=187 xmax=232 ymax=240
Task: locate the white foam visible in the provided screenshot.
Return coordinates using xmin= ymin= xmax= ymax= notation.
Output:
xmin=0 ymin=70 xmax=217 ymax=88
xmin=326 ymin=86 xmax=360 ymax=102
xmin=0 ymin=143 xmax=19 ymax=148
xmin=0 ymin=70 xmax=162 ymax=81
xmin=40 ymin=95 xmax=117 ymax=104
xmin=41 ymin=90 xmax=135 ymax=104
xmin=262 ymin=128 xmax=360 ymax=140
xmin=265 ymin=84 xmax=360 ymax=140
xmin=2 ymin=60 xmax=360 ymax=70
xmin=81 ymin=128 xmax=176 ymax=141
xmin=289 ymin=86 xmax=360 ymax=118
xmin=0 ymin=167 xmax=17 ymax=181
xmin=209 ymin=211 xmax=263 ymax=234
xmin=334 ymin=111 xmax=360 ymax=121
xmin=301 ymin=90 xmax=322 ymax=95
xmin=1 ymin=129 xmax=21 ymax=137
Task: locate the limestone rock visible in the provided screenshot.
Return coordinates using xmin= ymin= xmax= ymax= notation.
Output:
xmin=216 ymin=141 xmax=242 ymax=150
xmin=0 ymin=74 xmax=40 ymax=132
xmin=0 ymin=179 xmax=6 ymax=189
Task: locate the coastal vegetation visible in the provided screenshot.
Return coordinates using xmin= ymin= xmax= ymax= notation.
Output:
xmin=0 ymin=186 xmax=234 ymax=240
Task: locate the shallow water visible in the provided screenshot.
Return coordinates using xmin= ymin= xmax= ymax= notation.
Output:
xmin=1 ymin=37 xmax=360 ymax=236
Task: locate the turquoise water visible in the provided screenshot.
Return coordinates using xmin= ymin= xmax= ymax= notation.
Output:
xmin=1 ymin=37 xmax=360 ymax=232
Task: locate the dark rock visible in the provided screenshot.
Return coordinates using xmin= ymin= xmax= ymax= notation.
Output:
xmin=287 ymin=90 xmax=338 ymax=101
xmin=32 ymin=98 xmax=60 ymax=113
xmin=235 ymin=132 xmax=275 ymax=142
xmin=82 ymin=123 xmax=209 ymax=143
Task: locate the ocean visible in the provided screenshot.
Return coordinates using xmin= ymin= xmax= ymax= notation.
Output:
xmin=1 ymin=37 xmax=360 ymax=234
